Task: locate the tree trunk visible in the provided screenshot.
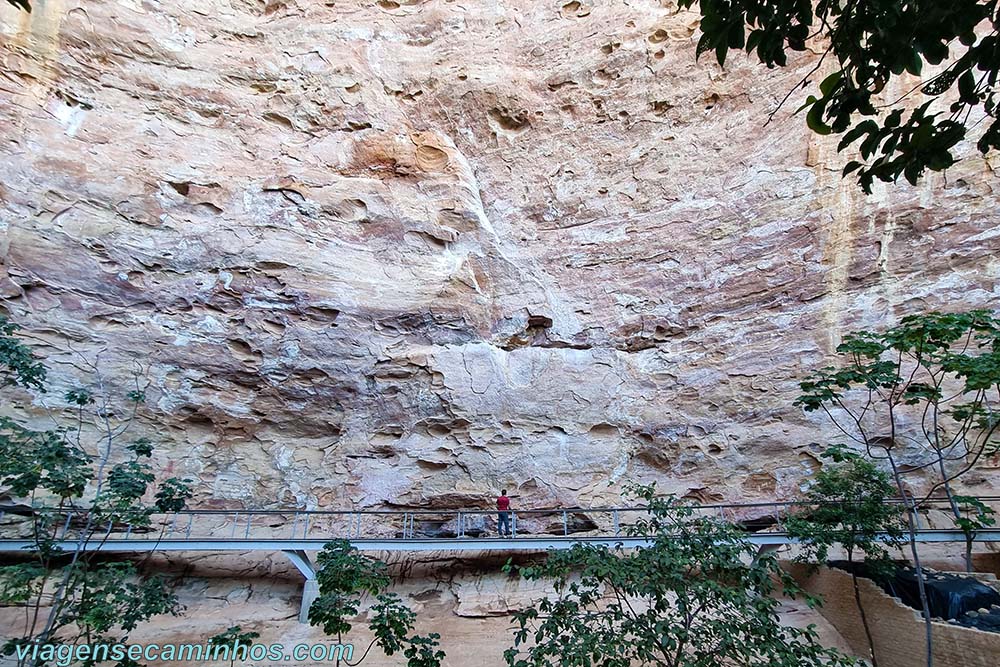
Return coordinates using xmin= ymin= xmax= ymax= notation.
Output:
xmin=935 ymin=452 xmax=971 ymax=572
xmin=887 ymin=455 xmax=934 ymax=667
xmin=851 ymin=568 xmax=879 ymax=667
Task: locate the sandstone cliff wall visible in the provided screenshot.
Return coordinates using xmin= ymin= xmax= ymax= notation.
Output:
xmin=0 ymin=552 xmax=857 ymax=667
xmin=2 ymin=0 xmax=999 ymax=511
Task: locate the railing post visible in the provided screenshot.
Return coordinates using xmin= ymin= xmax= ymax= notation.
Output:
xmin=457 ymin=512 xmax=463 ymax=538
xmin=303 ymin=513 xmax=310 ymax=539
xmin=563 ymin=510 xmax=568 ymax=536
xmin=512 ymin=512 xmax=517 ymax=538
xmin=245 ymin=514 xmax=252 ymax=539
xmin=613 ymin=510 xmax=620 ymax=537
xmin=907 ymin=491 xmax=923 ymax=530
xmin=185 ymin=514 xmax=193 ymax=539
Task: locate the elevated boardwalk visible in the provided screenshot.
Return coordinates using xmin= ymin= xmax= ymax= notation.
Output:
xmin=4 ymin=530 xmax=1000 ymax=554
xmin=3 ymin=500 xmax=998 ymax=621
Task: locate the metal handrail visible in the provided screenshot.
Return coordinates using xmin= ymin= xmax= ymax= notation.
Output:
xmin=3 ymin=497 xmax=995 ymax=547
xmin=6 ymin=496 xmax=996 ymax=517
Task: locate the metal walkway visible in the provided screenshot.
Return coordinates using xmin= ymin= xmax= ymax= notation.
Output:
xmin=3 ymin=530 xmax=1000 ymax=554
xmin=3 ymin=499 xmax=998 ymax=622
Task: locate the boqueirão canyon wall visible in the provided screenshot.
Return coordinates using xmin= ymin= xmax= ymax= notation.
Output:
xmin=2 ymin=0 xmax=999 ymax=512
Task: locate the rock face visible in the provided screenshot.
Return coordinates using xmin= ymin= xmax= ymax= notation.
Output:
xmin=0 ymin=549 xmax=858 ymax=664
xmin=1 ymin=0 xmax=999 ymax=512
xmin=0 ymin=551 xmax=856 ymax=666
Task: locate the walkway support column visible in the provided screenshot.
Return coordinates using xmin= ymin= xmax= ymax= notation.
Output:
xmin=282 ymin=550 xmax=318 ymax=624
xmin=299 ymin=579 xmax=320 ymax=624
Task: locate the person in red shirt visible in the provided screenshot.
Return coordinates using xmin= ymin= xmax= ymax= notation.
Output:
xmin=496 ymin=489 xmax=512 ymax=537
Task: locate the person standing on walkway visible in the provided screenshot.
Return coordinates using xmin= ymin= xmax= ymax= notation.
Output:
xmin=496 ymin=489 xmax=512 ymax=537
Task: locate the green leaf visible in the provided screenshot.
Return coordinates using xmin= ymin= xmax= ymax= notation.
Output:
xmin=819 ymin=71 xmax=842 ymax=96
xmin=3 ymin=0 xmax=31 ymax=14
xmin=0 ymin=316 xmax=47 ymax=390
xmin=842 ymin=161 xmax=863 ymax=176
xmin=958 ymin=70 xmax=976 ymax=100
xmin=806 ymin=101 xmax=832 ymax=135
xmin=716 ymin=40 xmax=729 ymax=67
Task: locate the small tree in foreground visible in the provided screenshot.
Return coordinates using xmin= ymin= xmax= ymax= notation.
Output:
xmin=307 ymin=539 xmax=445 ymax=667
xmin=787 ymin=446 xmax=907 ymax=667
xmin=0 ymin=316 xmax=193 ymax=666
xmin=503 ymin=484 xmax=859 ymax=667
xmin=796 ymin=310 xmax=1000 ymax=562
xmin=795 ymin=309 xmax=1000 ymax=667
xmin=951 ymin=495 xmax=997 ymax=576
xmin=208 ymin=626 xmax=261 ymax=667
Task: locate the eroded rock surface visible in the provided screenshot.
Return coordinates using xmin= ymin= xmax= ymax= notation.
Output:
xmin=0 ymin=551 xmax=858 ymax=666
xmin=2 ymin=0 xmax=999 ymax=513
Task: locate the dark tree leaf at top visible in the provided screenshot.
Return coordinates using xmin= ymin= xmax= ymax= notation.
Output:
xmin=679 ymin=0 xmax=1000 ymax=193
xmin=4 ymin=0 xmax=31 ymax=13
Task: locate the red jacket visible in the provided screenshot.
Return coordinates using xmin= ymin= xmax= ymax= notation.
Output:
xmin=496 ymin=495 xmax=510 ymax=511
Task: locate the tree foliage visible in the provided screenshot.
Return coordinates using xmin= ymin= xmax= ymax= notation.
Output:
xmin=786 ymin=446 xmax=907 ymax=667
xmin=2 ymin=0 xmax=31 ymax=14
xmin=308 ymin=540 xmax=445 ymax=667
xmin=0 ymin=316 xmax=194 ymax=667
xmin=0 ymin=316 xmax=46 ymax=391
xmin=787 ymin=446 xmax=906 ymax=573
xmin=208 ymin=626 xmax=261 ymax=667
xmin=951 ymin=494 xmax=997 ymax=572
xmin=679 ymin=1 xmax=1000 ymax=192
xmin=503 ymin=484 xmax=858 ymax=667
xmin=794 ymin=309 xmax=1000 ymax=667
xmin=795 ymin=310 xmax=1000 ymax=537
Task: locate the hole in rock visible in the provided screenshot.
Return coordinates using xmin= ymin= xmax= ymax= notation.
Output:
xmin=488 ymin=107 xmax=530 ymax=131
xmin=527 ymin=314 xmax=553 ymax=328
xmin=167 ymin=182 xmax=190 ymax=196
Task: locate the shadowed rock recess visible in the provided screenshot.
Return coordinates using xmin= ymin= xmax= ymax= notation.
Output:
xmin=2 ymin=1 xmax=999 ymax=510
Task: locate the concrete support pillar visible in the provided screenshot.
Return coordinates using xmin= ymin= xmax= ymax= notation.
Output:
xmin=299 ymin=578 xmax=320 ymax=624
xmin=282 ymin=550 xmax=319 ymax=624
xmin=753 ymin=543 xmax=783 ymax=563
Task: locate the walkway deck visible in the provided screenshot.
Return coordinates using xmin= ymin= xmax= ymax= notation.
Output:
xmin=3 ymin=500 xmax=997 ymax=622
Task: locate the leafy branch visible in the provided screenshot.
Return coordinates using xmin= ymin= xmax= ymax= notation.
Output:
xmin=307 ymin=540 xmax=445 ymax=667
xmin=0 ymin=316 xmax=194 ymax=667
xmin=679 ymin=0 xmax=1000 ymax=192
